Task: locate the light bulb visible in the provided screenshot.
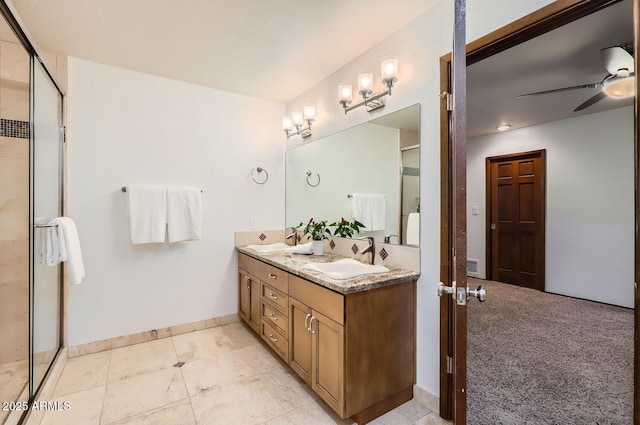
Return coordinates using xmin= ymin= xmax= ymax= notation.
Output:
xmin=292 ymin=111 xmax=303 ymax=126
xmin=282 ymin=116 xmax=293 ymax=131
xmin=381 ymin=56 xmax=398 ymax=83
xmin=338 ymin=82 xmax=352 ymax=103
xmin=303 ymin=104 xmax=316 ymax=121
xmin=358 ymin=71 xmax=374 ymax=96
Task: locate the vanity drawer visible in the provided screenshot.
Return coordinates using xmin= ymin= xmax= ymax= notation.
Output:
xmin=289 ymin=275 xmax=344 ymax=325
xmin=263 ymin=303 xmax=287 ymax=337
xmin=262 ymin=283 xmax=288 ymax=313
xmin=261 ymin=321 xmax=288 ymax=362
xmin=238 ymin=253 xmax=261 ymax=277
xmin=259 ymin=263 xmax=289 ymax=293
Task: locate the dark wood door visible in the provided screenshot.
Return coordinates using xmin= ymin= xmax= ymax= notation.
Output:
xmin=487 ymin=150 xmax=546 ymax=291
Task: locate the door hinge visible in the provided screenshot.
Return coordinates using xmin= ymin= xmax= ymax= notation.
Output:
xmin=439 ymin=92 xmax=452 ymax=111
xmin=446 ymin=355 xmax=453 ymax=374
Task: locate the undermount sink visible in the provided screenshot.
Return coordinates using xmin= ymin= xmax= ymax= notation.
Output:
xmin=244 ymin=242 xmax=313 ymax=254
xmin=302 ymin=258 xmax=389 ymax=280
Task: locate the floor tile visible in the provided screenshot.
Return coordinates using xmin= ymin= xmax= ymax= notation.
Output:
xmin=101 ymin=367 xmax=188 ymax=424
xmin=221 ymin=321 xmax=262 ymax=349
xmin=39 ymin=385 xmax=105 ymax=425
xmin=106 ymin=400 xmax=196 ymax=425
xmin=262 ymin=397 xmax=352 ymax=425
xmin=108 ymin=338 xmax=177 ymax=383
xmin=257 ymin=368 xmax=316 ymax=414
xmin=191 ymin=376 xmax=284 ymax=425
xmin=181 ymin=347 xmax=267 ymax=397
xmin=53 ymin=351 xmax=110 ymax=397
xmin=173 ymin=327 xmax=235 ymax=362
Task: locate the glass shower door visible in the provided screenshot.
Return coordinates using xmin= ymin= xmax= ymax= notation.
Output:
xmin=30 ymin=59 xmax=63 ymax=396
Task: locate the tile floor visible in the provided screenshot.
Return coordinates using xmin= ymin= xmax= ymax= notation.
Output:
xmin=33 ymin=322 xmax=447 ymax=425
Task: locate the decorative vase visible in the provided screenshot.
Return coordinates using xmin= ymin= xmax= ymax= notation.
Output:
xmin=312 ymin=240 xmax=324 ymax=256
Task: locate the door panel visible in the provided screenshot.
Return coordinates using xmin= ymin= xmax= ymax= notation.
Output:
xmin=488 ymin=150 xmax=545 ymax=291
xmin=312 ymin=310 xmax=344 ymax=415
xmin=288 ymin=298 xmax=312 ymax=384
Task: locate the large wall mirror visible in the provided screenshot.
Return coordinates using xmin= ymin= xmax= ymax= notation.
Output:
xmin=286 ymin=103 xmax=420 ymax=246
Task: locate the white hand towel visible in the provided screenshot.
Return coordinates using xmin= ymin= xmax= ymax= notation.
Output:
xmin=49 ymin=217 xmax=85 ymax=285
xmin=128 ymin=185 xmax=167 ymax=244
xmin=45 ymin=222 xmax=64 ymax=266
xmin=351 ymin=193 xmax=386 ymax=232
xmin=166 ymin=186 xmax=202 ymax=243
xmin=406 ymin=212 xmax=420 ymax=246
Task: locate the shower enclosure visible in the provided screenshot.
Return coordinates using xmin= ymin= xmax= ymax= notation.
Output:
xmin=0 ymin=2 xmax=64 ymax=424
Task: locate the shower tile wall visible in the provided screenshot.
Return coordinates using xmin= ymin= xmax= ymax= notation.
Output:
xmin=0 ymin=38 xmax=29 ymax=393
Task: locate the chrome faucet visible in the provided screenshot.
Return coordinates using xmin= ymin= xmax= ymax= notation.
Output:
xmin=358 ymin=236 xmax=375 ymax=265
xmin=285 ymin=227 xmax=298 ymax=246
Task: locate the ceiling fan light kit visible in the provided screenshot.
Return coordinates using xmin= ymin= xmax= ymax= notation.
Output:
xmin=518 ymin=45 xmax=635 ymax=110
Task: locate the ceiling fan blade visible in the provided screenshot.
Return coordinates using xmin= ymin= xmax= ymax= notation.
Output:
xmin=517 ymin=82 xmax=600 ymax=98
xmin=601 ymin=46 xmax=634 ymax=74
xmin=573 ymin=91 xmax=608 ymax=112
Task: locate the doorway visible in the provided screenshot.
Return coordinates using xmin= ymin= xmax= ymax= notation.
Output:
xmin=486 ymin=150 xmax=545 ymax=291
xmin=438 ymin=0 xmax=639 ymax=423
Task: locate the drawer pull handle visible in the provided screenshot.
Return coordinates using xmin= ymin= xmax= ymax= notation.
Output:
xmin=269 ymin=313 xmax=278 ymax=321
xmin=244 ymin=276 xmax=250 ymax=289
xmin=268 ymin=334 xmax=278 ymax=343
xmin=309 ymin=316 xmax=316 ymax=334
xmin=269 ymin=293 xmax=278 ymax=300
xmin=268 ymin=273 xmax=277 ymax=279
xmin=304 ymin=313 xmax=311 ymax=331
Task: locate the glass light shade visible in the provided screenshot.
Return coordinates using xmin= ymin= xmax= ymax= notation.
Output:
xmin=303 ymin=103 xmax=316 ymax=121
xmin=292 ymin=111 xmax=303 ymax=126
xmin=602 ymin=76 xmax=635 ymax=98
xmin=282 ymin=116 xmax=293 ymax=131
xmin=381 ymin=56 xmax=398 ymax=82
xmin=357 ymin=71 xmax=374 ymax=95
xmin=338 ymin=82 xmax=353 ymax=103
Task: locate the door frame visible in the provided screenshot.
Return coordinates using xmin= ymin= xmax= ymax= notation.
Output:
xmin=486 ymin=150 xmax=546 ymax=291
xmin=439 ymin=0 xmax=638 ymax=422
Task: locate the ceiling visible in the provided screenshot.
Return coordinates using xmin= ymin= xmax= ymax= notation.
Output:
xmin=468 ymin=0 xmax=634 ymax=138
xmin=8 ymin=0 xmax=440 ymax=103
xmin=4 ymin=1 xmax=634 ymax=136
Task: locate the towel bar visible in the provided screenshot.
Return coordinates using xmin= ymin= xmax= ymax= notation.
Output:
xmin=33 ymin=223 xmax=58 ymax=228
xmin=121 ymin=186 xmax=203 ymax=193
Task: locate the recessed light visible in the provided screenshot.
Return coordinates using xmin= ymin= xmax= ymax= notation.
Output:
xmin=496 ymin=124 xmax=511 ymax=132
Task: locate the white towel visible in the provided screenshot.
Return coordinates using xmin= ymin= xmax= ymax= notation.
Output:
xmin=48 ymin=217 xmax=85 ymax=285
xmin=406 ymin=213 xmax=420 ymax=246
xmin=351 ymin=193 xmax=386 ymax=231
xmin=166 ymin=186 xmax=202 ymax=243
xmin=128 ymin=185 xmax=167 ymax=244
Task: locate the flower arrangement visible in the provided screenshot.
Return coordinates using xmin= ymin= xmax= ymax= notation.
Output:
xmin=298 ymin=218 xmax=331 ymax=241
xmin=330 ymin=218 xmax=366 ymax=238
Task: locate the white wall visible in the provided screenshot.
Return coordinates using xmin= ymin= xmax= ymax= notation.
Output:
xmin=284 ymin=0 xmax=557 ymax=397
xmin=66 ymin=58 xmax=285 ymax=346
xmin=467 ymin=106 xmax=634 ymax=308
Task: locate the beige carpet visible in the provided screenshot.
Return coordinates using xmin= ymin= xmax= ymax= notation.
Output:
xmin=467 ymin=278 xmax=633 ymax=425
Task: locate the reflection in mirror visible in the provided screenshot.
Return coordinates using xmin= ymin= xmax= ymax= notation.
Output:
xmin=286 ymin=104 xmax=420 ymax=246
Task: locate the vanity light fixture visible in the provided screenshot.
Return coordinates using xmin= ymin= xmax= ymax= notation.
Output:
xmin=339 ymin=56 xmax=399 ymax=114
xmin=496 ymin=124 xmax=512 ymax=132
xmin=283 ymin=103 xmax=315 ymax=139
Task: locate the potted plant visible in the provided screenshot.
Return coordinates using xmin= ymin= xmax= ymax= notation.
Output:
xmin=330 ymin=218 xmax=366 ymax=238
xmin=298 ymin=218 xmax=331 ymax=255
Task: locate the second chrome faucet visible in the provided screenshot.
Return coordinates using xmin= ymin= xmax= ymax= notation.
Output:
xmin=358 ymin=236 xmax=375 ymax=265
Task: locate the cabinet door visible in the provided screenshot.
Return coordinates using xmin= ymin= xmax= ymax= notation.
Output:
xmin=249 ymin=278 xmax=261 ymax=332
xmin=289 ymin=298 xmax=312 ymax=384
xmin=238 ymin=271 xmax=251 ymax=324
xmin=311 ymin=310 xmax=344 ymax=416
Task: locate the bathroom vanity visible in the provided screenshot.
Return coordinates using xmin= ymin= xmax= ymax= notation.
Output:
xmin=236 ymin=247 xmax=419 ymax=425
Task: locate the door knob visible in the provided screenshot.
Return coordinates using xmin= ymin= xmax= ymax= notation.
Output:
xmin=437 ymin=282 xmax=455 ymax=297
xmin=467 ymin=286 xmax=487 ymax=302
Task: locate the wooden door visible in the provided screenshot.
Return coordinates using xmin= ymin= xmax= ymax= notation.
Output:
xmin=250 ymin=279 xmax=261 ymax=331
xmin=487 ymin=151 xmax=546 ymax=291
xmin=288 ymin=297 xmax=312 ymax=384
xmin=238 ymin=271 xmax=251 ymax=325
xmin=311 ymin=309 xmax=345 ymax=416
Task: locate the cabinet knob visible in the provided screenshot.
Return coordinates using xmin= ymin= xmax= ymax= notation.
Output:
xmin=268 ymin=333 xmax=278 ymax=343
xmin=269 ymin=293 xmax=278 ymax=300
xmin=268 ymin=273 xmax=277 ymax=279
xmin=269 ymin=313 xmax=278 ymax=321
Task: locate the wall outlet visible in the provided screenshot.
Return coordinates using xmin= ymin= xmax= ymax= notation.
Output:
xmin=472 ymin=206 xmax=479 ymax=216
xmin=249 ymin=216 xmax=257 ymax=229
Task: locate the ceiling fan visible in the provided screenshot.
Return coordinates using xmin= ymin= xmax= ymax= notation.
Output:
xmin=518 ymin=44 xmax=635 ymax=112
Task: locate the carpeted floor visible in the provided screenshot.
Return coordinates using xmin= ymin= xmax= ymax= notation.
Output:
xmin=467 ymin=278 xmax=633 ymax=425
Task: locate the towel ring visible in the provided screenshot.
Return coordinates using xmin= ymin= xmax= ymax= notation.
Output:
xmin=306 ymin=170 xmax=320 ymax=187
xmin=251 ymin=167 xmax=269 ymax=184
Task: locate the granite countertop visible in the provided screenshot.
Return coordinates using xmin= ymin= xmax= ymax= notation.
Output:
xmin=236 ymin=246 xmax=420 ymax=295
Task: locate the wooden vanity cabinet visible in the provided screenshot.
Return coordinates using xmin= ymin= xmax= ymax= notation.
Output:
xmin=237 ymin=252 xmax=416 ymax=425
